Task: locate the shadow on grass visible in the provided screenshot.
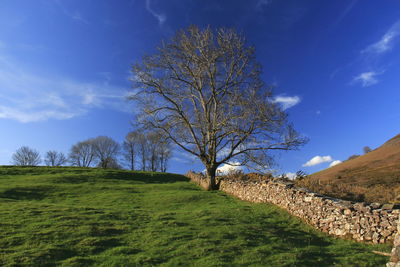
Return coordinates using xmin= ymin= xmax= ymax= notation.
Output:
xmin=76 ymin=237 xmax=122 ymax=254
xmin=0 ymin=166 xmax=189 ymax=185
xmin=50 ymin=176 xmax=92 ymax=184
xmin=0 ymin=186 xmax=54 ymax=200
xmin=28 ymin=247 xmax=77 ymax=266
xmin=100 ymin=171 xmax=189 ymax=184
xmin=253 ymin=219 xmax=336 ymax=265
xmin=0 ymin=166 xmax=90 ymax=176
xmin=197 ymin=205 xmax=339 ymax=265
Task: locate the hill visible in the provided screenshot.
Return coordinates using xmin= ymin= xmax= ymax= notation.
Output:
xmin=0 ymin=166 xmax=390 ymax=266
xmin=297 ymin=134 xmax=400 ymax=203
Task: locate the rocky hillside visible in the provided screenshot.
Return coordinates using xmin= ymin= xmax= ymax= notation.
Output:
xmin=296 ymin=134 xmax=400 ymax=203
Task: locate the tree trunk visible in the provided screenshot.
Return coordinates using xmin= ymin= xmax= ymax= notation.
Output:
xmin=206 ymin=166 xmax=218 ymax=191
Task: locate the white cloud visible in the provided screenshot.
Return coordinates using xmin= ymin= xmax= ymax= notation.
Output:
xmin=329 ymin=160 xmax=342 ymax=167
xmin=362 ymin=20 xmax=400 ymax=54
xmin=302 ymin=155 xmax=333 ymax=167
xmin=285 ymin=172 xmax=297 ymax=180
xmin=0 ymin=52 xmax=130 ymax=123
xmin=352 ymin=71 xmax=382 ymax=87
xmin=273 ymin=95 xmax=301 ymax=110
xmin=216 ymin=161 xmax=244 ymax=175
xmin=145 ymin=0 xmax=166 ymax=26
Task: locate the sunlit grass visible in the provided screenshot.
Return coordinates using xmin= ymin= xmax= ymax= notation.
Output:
xmin=0 ymin=166 xmax=391 ymax=266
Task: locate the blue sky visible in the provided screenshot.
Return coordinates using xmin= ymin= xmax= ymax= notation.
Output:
xmin=1 ymin=0 xmax=400 ymax=175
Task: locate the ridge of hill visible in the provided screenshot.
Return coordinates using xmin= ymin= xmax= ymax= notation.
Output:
xmin=297 ymin=134 xmax=400 ymax=203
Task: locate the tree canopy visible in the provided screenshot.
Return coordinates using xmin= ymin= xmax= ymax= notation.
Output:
xmin=131 ymin=26 xmax=306 ymax=189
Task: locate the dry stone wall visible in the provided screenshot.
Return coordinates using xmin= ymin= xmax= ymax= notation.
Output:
xmin=388 ymin=225 xmax=400 ymax=266
xmin=186 ymin=172 xmax=399 ymax=245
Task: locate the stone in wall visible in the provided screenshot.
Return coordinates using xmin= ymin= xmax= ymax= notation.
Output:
xmin=388 ymin=218 xmax=400 ymax=267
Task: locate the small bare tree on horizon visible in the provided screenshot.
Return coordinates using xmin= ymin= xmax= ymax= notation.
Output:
xmin=123 ymin=132 xmax=139 ymax=171
xmin=91 ymin=136 xmax=120 ymax=169
xmin=123 ymin=130 xmax=172 ymax=172
xmin=44 ymin=150 xmax=67 ymax=167
xmin=69 ymin=140 xmax=95 ymax=167
xmin=12 ymin=146 xmax=41 ymax=166
xmin=130 ymin=26 xmax=307 ymax=190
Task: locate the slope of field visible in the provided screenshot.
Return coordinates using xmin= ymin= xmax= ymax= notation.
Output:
xmin=0 ymin=166 xmax=390 ymax=266
xmin=298 ymin=134 xmax=400 ymax=203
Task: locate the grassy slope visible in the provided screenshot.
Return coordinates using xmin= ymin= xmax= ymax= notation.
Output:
xmin=0 ymin=166 xmax=391 ymax=266
xmin=302 ymin=134 xmax=400 ymax=203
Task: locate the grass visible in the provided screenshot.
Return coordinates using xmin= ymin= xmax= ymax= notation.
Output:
xmin=0 ymin=166 xmax=392 ymax=266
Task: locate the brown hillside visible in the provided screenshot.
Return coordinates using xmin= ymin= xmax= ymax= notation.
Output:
xmin=296 ymin=134 xmax=400 ymax=203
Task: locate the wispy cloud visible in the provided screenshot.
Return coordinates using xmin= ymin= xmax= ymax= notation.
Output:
xmin=145 ymin=0 xmax=166 ymax=26
xmin=256 ymin=0 xmax=272 ymax=10
xmin=0 ymin=105 xmax=79 ymax=123
xmin=70 ymin=11 xmax=89 ymax=24
xmin=172 ymin=150 xmax=199 ymax=164
xmin=332 ymin=0 xmax=358 ymax=28
xmin=362 ymin=20 xmax=400 ymax=55
xmin=0 ymin=52 xmax=130 ymax=123
xmin=352 ymin=71 xmax=383 ymax=87
xmin=54 ymin=0 xmax=89 ymax=24
xmin=302 ymin=155 xmax=333 ymax=167
xmin=273 ymin=95 xmax=301 ymax=110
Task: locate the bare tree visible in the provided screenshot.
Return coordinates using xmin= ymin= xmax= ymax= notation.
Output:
xmin=158 ymin=138 xmax=172 ymax=172
xmin=44 ymin=150 xmax=67 ymax=166
xmin=123 ymin=130 xmax=172 ymax=172
xmin=123 ymin=132 xmax=139 ymax=170
xmin=69 ymin=140 xmax=95 ymax=167
xmin=136 ymin=132 xmax=148 ymax=171
xmin=12 ymin=146 xmax=41 ymax=166
xmin=96 ymin=157 xmax=121 ymax=169
xmin=147 ymin=131 xmax=161 ymax=172
xmin=131 ymin=26 xmax=306 ymax=189
xmin=363 ymin=146 xmax=372 ymax=154
xmin=91 ymin=136 xmax=120 ymax=169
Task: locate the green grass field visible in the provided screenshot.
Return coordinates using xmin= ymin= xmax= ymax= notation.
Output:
xmin=0 ymin=166 xmax=391 ymax=266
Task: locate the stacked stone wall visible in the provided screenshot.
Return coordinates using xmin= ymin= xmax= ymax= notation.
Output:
xmin=388 ymin=225 xmax=400 ymax=266
xmin=186 ymin=171 xmax=399 ymax=245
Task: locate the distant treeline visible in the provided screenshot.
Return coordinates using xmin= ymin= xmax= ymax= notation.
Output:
xmin=10 ymin=130 xmax=172 ymax=172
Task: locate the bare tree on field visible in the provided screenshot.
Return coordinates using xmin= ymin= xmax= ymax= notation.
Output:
xmin=363 ymin=146 xmax=372 ymax=154
xmin=147 ymin=131 xmax=161 ymax=172
xmin=123 ymin=130 xmax=172 ymax=172
xmin=131 ymin=26 xmax=307 ymax=190
xmin=137 ymin=132 xmax=148 ymax=171
xmin=96 ymin=157 xmax=121 ymax=169
xmin=149 ymin=131 xmax=172 ymax=172
xmin=44 ymin=151 xmax=67 ymax=166
xmin=158 ymin=138 xmax=171 ymax=172
xmin=12 ymin=146 xmax=41 ymax=166
xmin=91 ymin=136 xmax=120 ymax=169
xmin=123 ymin=131 xmax=139 ymax=170
xmin=69 ymin=140 xmax=95 ymax=167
